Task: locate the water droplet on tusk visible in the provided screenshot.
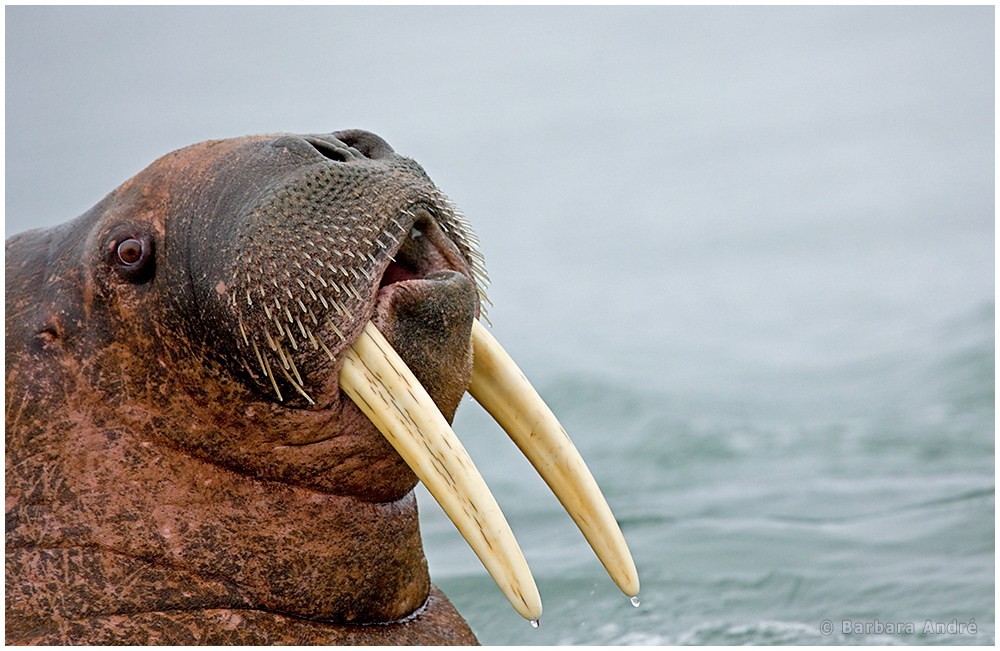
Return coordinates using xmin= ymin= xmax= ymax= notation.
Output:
xmin=631 ymin=595 xmax=641 ymax=607
xmin=529 ymin=619 xmax=540 ymax=629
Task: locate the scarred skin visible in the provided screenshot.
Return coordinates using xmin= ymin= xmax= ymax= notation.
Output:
xmin=5 ymin=131 xmax=484 ymax=644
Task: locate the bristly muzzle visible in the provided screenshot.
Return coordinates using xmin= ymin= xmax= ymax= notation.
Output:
xmin=220 ymin=136 xmax=489 ymax=406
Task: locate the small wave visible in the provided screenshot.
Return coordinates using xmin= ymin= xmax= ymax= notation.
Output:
xmin=673 ymin=619 xmax=830 ymax=645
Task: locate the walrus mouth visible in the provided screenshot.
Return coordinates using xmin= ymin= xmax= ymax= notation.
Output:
xmin=340 ymin=319 xmax=639 ymax=621
xmin=218 ymin=132 xmax=638 ymax=621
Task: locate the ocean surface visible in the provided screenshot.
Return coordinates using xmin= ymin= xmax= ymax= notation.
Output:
xmin=6 ymin=7 xmax=994 ymax=645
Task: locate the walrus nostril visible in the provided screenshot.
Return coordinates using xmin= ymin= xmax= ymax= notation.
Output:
xmin=302 ymin=136 xmax=356 ymax=163
xmin=329 ymin=129 xmax=396 ymax=160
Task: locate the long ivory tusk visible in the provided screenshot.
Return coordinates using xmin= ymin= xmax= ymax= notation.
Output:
xmin=468 ymin=319 xmax=640 ymax=598
xmin=340 ymin=321 xmax=542 ymax=621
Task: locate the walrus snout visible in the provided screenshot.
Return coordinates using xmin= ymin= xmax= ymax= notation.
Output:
xmin=182 ymin=134 xmax=488 ymax=411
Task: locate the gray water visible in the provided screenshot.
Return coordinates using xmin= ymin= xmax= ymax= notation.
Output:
xmin=6 ymin=6 xmax=994 ymax=645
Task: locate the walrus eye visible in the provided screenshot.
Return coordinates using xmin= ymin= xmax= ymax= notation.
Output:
xmin=109 ymin=234 xmax=155 ymax=282
xmin=116 ymin=239 xmax=143 ymax=265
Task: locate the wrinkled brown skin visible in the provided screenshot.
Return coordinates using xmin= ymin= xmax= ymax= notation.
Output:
xmin=5 ymin=131 xmax=482 ymax=644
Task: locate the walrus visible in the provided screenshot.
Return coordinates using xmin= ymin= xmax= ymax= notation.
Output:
xmin=5 ymin=130 xmax=638 ymax=644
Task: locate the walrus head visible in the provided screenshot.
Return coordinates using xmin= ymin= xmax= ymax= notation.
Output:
xmin=5 ymin=130 xmax=636 ymax=643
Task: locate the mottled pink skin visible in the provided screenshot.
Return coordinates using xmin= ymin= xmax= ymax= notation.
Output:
xmin=5 ymin=133 xmax=480 ymax=644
